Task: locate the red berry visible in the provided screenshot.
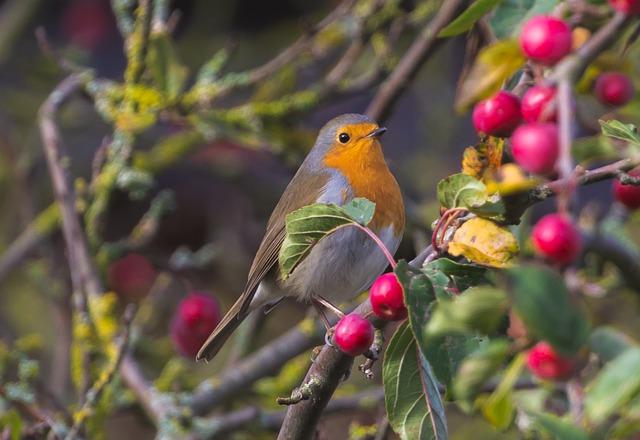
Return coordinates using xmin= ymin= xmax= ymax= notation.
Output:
xmin=61 ymin=0 xmax=113 ymax=51
xmin=472 ymin=91 xmax=522 ymax=137
xmin=334 ymin=314 xmax=374 ymax=356
xmin=521 ymin=85 xmax=557 ymax=122
xmin=107 ymin=253 xmax=157 ymax=301
xmin=609 ymin=0 xmax=640 ymax=14
xmin=510 ymin=122 xmax=559 ymax=175
xmin=532 ymin=214 xmax=582 ymax=264
xmin=171 ymin=292 xmax=221 ymax=358
xmin=594 ymin=72 xmax=635 ymax=107
xmin=520 ymin=16 xmax=572 ymax=65
xmin=613 ymin=168 xmax=640 ymax=209
xmin=527 ymin=341 xmax=575 ymax=380
xmin=370 ymin=273 xmax=407 ymax=321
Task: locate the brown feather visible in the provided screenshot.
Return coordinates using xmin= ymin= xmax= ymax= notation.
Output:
xmin=196 ymin=165 xmax=330 ymax=361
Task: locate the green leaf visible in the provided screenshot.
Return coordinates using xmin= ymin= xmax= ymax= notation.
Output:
xmin=589 ymin=327 xmax=636 ymax=363
xmin=509 ymin=265 xmax=589 ymax=355
xmin=342 ymin=197 xmax=376 ymax=226
xmin=396 ymin=260 xmax=437 ymax=349
xmin=279 ymin=199 xmax=375 ymax=279
xmin=0 ymin=409 xmax=22 ymax=440
xmin=148 ymin=31 xmax=189 ymax=100
xmin=422 ymin=266 xmax=452 ymax=300
xmin=438 ymin=173 xmax=487 ymax=209
xmin=453 ymin=338 xmax=510 ymax=401
xmin=426 ymin=286 xmax=509 ymax=338
xmin=585 ymin=347 xmax=640 ymax=425
xmin=599 ymin=119 xmax=640 ymax=146
xmin=423 ymin=335 xmax=485 ymax=390
xmin=533 ymin=413 xmax=590 ymax=440
xmin=437 ymin=173 xmax=505 ymax=217
xmin=489 ymin=0 xmax=559 ymax=39
xmin=424 ymin=258 xmax=487 ymax=292
xmin=383 ymin=322 xmax=448 ymax=440
xmin=439 ymin=0 xmax=505 ymax=37
xmin=479 ymin=353 xmax=525 ymax=430
xmin=572 ymin=135 xmax=617 ymax=164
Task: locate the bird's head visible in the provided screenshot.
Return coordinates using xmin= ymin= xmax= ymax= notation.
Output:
xmin=310 ymin=114 xmax=387 ymax=164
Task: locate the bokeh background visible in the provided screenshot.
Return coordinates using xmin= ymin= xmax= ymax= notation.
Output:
xmin=1 ymin=0 xmax=639 ymax=439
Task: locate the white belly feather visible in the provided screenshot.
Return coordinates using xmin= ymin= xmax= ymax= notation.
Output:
xmin=251 ymin=171 xmax=402 ymax=308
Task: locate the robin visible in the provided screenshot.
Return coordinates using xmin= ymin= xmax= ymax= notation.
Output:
xmin=197 ymin=113 xmax=405 ymax=361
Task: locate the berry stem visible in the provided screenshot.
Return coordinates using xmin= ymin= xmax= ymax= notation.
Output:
xmin=351 ymin=223 xmax=397 ymax=269
xmin=556 ymin=78 xmax=577 ymax=214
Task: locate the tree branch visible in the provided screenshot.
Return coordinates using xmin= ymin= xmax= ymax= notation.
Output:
xmin=65 ymin=305 xmax=137 ymax=440
xmin=365 ymin=0 xmax=467 ymax=122
xmin=189 ymin=318 xmax=325 ymax=415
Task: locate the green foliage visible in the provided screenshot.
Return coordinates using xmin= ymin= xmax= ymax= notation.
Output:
xmin=589 ymin=327 xmax=636 ymax=363
xmin=437 ymin=173 xmax=505 ymax=217
xmin=439 ymin=0 xmax=505 ymax=37
xmin=279 ymin=198 xmax=375 ymax=279
xmin=489 ymin=0 xmax=559 ymax=38
xmin=452 ymin=339 xmax=510 ymax=402
xmin=533 ymin=413 xmax=590 ymax=440
xmin=148 ymin=31 xmax=189 ymax=101
xmin=585 ymin=348 xmax=640 ymax=426
xmin=383 ymin=322 xmax=448 ymax=440
xmin=478 ymin=354 xmax=525 ymax=430
xmin=599 ymin=119 xmax=640 ymax=147
xmin=426 ymin=286 xmax=508 ymax=338
xmin=509 ymin=265 xmax=590 ymax=355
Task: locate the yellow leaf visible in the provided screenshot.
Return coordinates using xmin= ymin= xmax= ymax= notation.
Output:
xmin=485 ymin=163 xmax=539 ymax=195
xmin=448 ymin=218 xmax=519 ymax=268
xmin=455 ymin=40 xmax=525 ymax=113
xmin=462 ymin=137 xmax=504 ymax=181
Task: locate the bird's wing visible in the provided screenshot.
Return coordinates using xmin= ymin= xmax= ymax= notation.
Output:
xmin=238 ymin=165 xmax=330 ymax=313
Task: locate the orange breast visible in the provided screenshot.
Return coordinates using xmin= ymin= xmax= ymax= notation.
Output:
xmin=323 ymin=139 xmax=405 ymax=235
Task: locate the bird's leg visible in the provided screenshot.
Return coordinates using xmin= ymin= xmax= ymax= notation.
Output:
xmin=314 ymin=296 xmax=345 ymax=318
xmin=311 ymin=298 xmax=334 ymax=347
xmin=311 ymin=298 xmax=332 ymax=331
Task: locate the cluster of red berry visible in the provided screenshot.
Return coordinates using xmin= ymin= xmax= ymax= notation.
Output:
xmin=472 ymin=3 xmax=640 ymax=381
xmin=333 ymin=273 xmax=407 ymax=356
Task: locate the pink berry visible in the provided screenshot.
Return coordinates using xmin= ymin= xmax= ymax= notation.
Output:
xmin=520 ymin=16 xmax=572 ymax=65
xmin=521 ymin=85 xmax=557 ymax=122
xmin=609 ymin=0 xmax=640 ymax=14
xmin=613 ymin=168 xmax=640 ymax=209
xmin=370 ymin=273 xmax=407 ymax=321
xmin=472 ymin=91 xmax=522 ymax=137
xmin=532 ymin=214 xmax=582 ymax=264
xmin=594 ymin=72 xmax=635 ymax=107
xmin=527 ymin=341 xmax=575 ymax=380
xmin=334 ymin=314 xmax=374 ymax=356
xmin=107 ymin=253 xmax=157 ymax=301
xmin=171 ymin=292 xmax=221 ymax=358
xmin=510 ymin=122 xmax=559 ymax=175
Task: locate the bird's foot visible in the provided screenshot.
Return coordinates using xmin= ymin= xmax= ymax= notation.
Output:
xmin=359 ymin=328 xmax=385 ymax=380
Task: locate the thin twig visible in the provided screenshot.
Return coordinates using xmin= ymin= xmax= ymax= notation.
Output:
xmin=366 ymin=0 xmax=468 ymax=122
xmin=65 ymin=305 xmax=137 ymax=440
xmin=555 ymin=78 xmax=575 ymax=214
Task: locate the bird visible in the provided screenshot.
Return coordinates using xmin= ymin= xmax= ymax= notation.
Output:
xmin=196 ymin=113 xmax=405 ymax=361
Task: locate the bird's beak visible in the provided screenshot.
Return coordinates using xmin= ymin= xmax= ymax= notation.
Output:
xmin=365 ymin=126 xmax=387 ymax=138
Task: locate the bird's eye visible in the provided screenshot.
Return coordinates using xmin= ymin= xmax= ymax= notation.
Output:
xmin=338 ymin=133 xmax=350 ymax=144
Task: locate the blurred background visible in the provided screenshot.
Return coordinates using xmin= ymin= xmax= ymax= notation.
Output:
xmin=0 ymin=0 xmax=639 ymax=439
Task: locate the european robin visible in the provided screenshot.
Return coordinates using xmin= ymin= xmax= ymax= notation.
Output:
xmin=197 ymin=113 xmax=405 ymax=361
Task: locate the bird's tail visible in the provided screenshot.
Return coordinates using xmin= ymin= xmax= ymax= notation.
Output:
xmin=196 ymin=295 xmax=250 ymax=362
